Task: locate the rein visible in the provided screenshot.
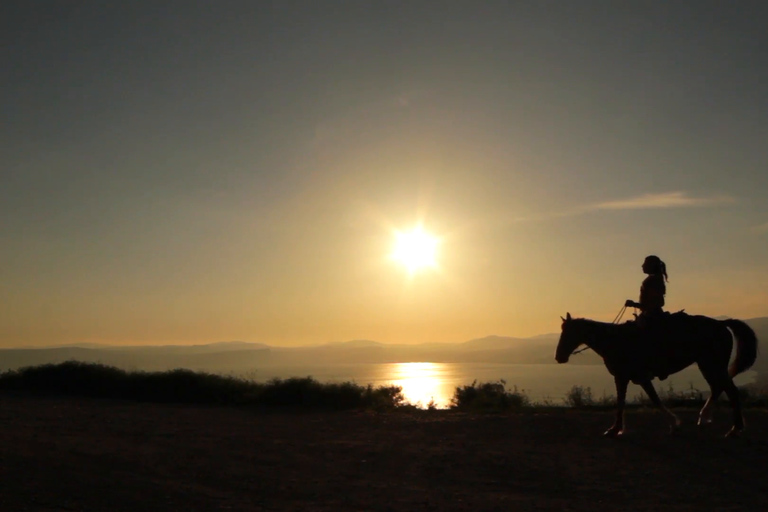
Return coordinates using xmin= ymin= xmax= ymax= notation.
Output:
xmin=572 ymin=305 xmax=630 ymax=355
xmin=611 ymin=305 xmax=629 ymax=324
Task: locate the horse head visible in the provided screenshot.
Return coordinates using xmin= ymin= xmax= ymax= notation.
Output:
xmin=555 ymin=312 xmax=585 ymax=363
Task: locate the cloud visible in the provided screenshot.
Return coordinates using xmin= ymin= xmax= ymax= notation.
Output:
xmin=494 ymin=191 xmax=737 ymax=228
xmin=751 ymin=222 xmax=768 ymax=233
xmin=590 ymin=191 xmax=735 ymax=211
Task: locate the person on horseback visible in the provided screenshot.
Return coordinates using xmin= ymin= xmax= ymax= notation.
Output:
xmin=625 ymin=255 xmax=670 ymax=379
xmin=624 ymin=254 xmax=667 ymax=325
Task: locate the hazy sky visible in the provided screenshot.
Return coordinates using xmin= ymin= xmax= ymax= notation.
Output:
xmin=2 ymin=1 xmax=767 ymax=347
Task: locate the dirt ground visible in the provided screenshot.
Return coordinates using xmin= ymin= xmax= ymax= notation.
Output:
xmin=1 ymin=394 xmax=767 ymax=511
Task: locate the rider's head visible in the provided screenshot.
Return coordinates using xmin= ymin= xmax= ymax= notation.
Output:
xmin=642 ymin=255 xmax=668 ymax=281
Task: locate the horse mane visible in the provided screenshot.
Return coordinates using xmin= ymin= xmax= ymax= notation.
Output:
xmin=570 ymin=317 xmax=631 ymax=330
xmin=568 ymin=317 xmax=636 ymax=340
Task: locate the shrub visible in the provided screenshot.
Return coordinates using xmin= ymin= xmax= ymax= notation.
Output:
xmin=742 ymin=382 xmax=768 ymax=407
xmin=631 ymin=383 xmax=706 ymax=408
xmin=450 ymin=379 xmax=530 ymax=411
xmin=362 ymin=384 xmax=407 ymax=411
xmin=564 ymin=385 xmax=594 ymax=408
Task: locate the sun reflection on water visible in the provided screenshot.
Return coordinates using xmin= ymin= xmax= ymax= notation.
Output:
xmin=386 ymin=362 xmax=454 ymax=408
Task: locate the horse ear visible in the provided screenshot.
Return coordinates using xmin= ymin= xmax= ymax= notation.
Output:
xmin=566 ymin=312 xmax=572 ymax=321
xmin=560 ymin=316 xmax=565 ymax=322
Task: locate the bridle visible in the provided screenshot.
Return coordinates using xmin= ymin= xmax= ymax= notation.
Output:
xmin=571 ymin=304 xmax=631 ymax=356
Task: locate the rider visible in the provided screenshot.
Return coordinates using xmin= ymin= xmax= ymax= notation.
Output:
xmin=625 ymin=255 xmax=669 ymax=378
xmin=625 ymin=254 xmax=667 ymax=324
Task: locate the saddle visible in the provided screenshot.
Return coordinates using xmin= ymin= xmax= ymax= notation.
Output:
xmin=639 ymin=310 xmax=687 ymax=380
xmin=630 ymin=309 xmax=687 ymax=326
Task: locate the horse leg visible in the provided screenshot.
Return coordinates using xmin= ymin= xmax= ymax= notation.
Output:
xmin=697 ymin=388 xmax=721 ymax=427
xmin=698 ymin=359 xmax=743 ymax=436
xmin=722 ymin=378 xmax=745 ymax=438
xmin=697 ymin=366 xmax=723 ymax=427
xmin=639 ymin=379 xmax=681 ymax=434
xmin=604 ymin=376 xmax=628 ymax=438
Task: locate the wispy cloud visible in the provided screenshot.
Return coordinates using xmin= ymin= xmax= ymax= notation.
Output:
xmin=495 ymin=191 xmax=737 ymax=227
xmin=590 ymin=191 xmax=735 ymax=211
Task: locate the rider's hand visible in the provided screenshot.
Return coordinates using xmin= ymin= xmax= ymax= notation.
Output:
xmin=624 ymin=299 xmax=636 ymax=308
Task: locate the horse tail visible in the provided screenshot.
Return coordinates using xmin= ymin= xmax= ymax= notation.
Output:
xmin=722 ymin=319 xmax=759 ymax=377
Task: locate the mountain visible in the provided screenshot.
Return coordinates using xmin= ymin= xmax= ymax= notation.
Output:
xmin=0 ymin=316 xmax=765 ymax=375
xmin=321 ymin=340 xmax=384 ymax=349
xmin=0 ymin=334 xmax=586 ymax=371
xmin=744 ymin=317 xmax=768 ymax=374
xmin=0 ymin=346 xmax=273 ymax=373
xmin=461 ymin=335 xmax=532 ymax=350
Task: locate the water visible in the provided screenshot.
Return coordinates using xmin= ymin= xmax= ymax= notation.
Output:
xmin=242 ymin=362 xmax=757 ymax=408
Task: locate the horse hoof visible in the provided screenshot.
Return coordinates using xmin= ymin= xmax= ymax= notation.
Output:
xmin=603 ymin=428 xmax=624 ymax=438
xmin=725 ymin=428 xmax=742 ymax=438
xmin=697 ymin=418 xmax=713 ymax=427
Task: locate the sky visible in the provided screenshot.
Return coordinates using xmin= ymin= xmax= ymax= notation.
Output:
xmin=2 ymin=1 xmax=767 ymax=347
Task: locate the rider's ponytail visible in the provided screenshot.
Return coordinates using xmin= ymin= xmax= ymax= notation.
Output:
xmin=645 ymin=255 xmax=668 ymax=282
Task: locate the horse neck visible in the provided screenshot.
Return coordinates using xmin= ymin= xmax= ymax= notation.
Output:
xmin=577 ymin=319 xmax=615 ymax=358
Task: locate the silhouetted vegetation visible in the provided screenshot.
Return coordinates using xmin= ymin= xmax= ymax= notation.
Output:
xmin=450 ymin=380 xmax=530 ymax=411
xmin=632 ymin=383 xmax=707 ymax=408
xmin=737 ymin=381 xmax=768 ymax=408
xmin=565 ymin=382 xmax=768 ymax=409
xmin=0 ymin=362 xmax=405 ymax=411
xmin=564 ymin=385 xmax=615 ymax=409
xmin=256 ymin=376 xmax=406 ymax=410
xmin=1 ymin=362 xmax=767 ymax=411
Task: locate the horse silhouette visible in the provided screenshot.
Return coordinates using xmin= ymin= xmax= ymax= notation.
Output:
xmin=555 ymin=312 xmax=758 ymax=437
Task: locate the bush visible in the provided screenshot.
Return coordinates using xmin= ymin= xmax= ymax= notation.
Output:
xmin=563 ymin=385 xmax=616 ymax=408
xmin=363 ymin=384 xmax=407 ymax=411
xmin=630 ymin=383 xmax=706 ymax=408
xmin=255 ymin=377 xmax=404 ymax=410
xmin=565 ymin=385 xmax=594 ymax=408
xmin=742 ymin=382 xmax=768 ymax=407
xmin=450 ymin=380 xmax=530 ymax=411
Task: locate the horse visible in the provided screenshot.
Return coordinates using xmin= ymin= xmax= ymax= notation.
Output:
xmin=555 ymin=312 xmax=758 ymax=438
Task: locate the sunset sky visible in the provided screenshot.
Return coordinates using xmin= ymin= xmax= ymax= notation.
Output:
xmin=2 ymin=2 xmax=767 ymax=347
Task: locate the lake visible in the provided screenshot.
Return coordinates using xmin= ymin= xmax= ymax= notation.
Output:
xmin=242 ymin=362 xmax=757 ymax=408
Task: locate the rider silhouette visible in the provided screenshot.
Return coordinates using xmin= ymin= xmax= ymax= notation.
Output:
xmin=625 ymin=255 xmax=670 ymax=379
xmin=625 ymin=255 xmax=667 ymax=326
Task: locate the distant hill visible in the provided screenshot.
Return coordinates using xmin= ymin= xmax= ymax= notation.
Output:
xmin=320 ymin=340 xmax=384 ymax=349
xmin=744 ymin=317 xmax=768 ymax=374
xmin=0 ymin=316 xmax=765 ymax=375
xmin=0 ymin=346 xmax=272 ymax=373
xmin=460 ymin=335 xmax=543 ymax=351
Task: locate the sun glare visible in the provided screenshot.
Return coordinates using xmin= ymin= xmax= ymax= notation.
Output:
xmin=388 ymin=362 xmax=451 ymax=407
xmin=391 ymin=226 xmax=439 ymax=274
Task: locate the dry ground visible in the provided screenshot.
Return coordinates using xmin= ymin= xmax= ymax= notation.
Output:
xmin=1 ymin=394 xmax=767 ymax=511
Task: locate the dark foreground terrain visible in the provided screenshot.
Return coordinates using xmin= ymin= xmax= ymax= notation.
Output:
xmin=1 ymin=394 xmax=767 ymax=511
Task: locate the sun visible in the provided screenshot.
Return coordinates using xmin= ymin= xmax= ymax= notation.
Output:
xmin=391 ymin=226 xmax=439 ymax=274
